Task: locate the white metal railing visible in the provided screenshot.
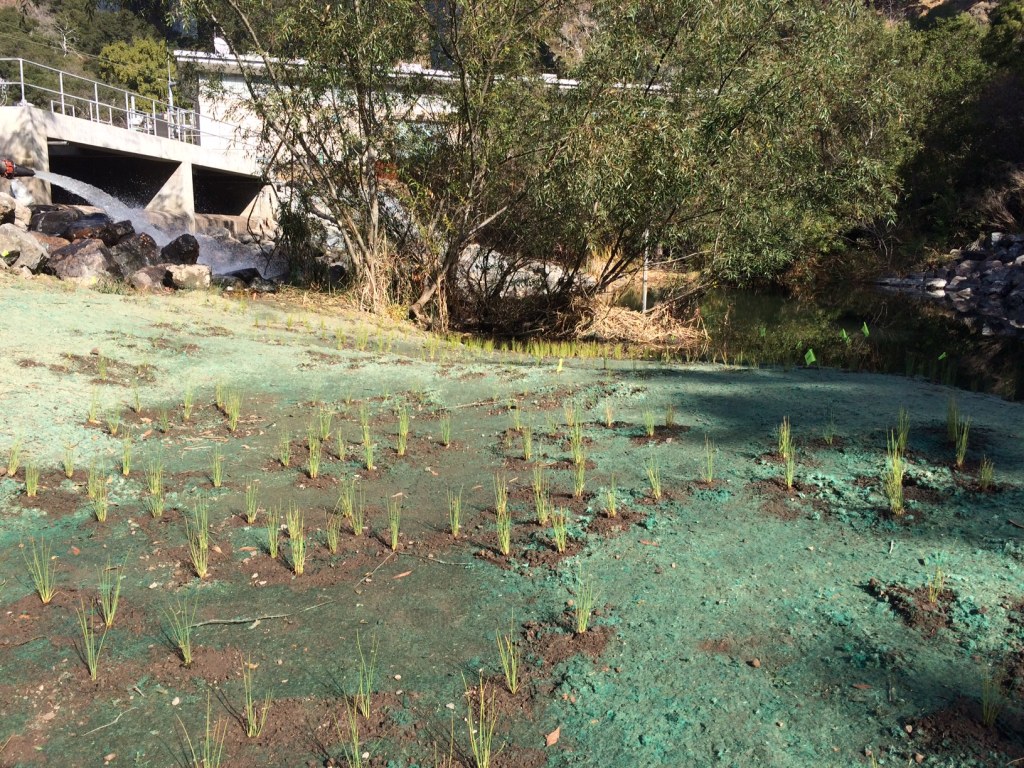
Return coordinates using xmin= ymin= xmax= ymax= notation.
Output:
xmin=0 ymin=57 xmax=250 ymax=150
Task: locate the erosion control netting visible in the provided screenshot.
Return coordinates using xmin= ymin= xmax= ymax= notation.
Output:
xmin=0 ymin=277 xmax=1022 ymax=767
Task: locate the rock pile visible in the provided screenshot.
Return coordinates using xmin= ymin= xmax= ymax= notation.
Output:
xmin=0 ymin=194 xmax=277 ymax=293
xmin=875 ymin=232 xmax=1024 ymax=336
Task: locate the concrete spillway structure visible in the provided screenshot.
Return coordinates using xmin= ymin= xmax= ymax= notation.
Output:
xmin=0 ymin=58 xmax=276 ymax=237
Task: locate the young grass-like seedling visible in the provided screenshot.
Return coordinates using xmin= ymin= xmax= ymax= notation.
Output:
xmin=396 ymin=402 xmax=410 ymax=457
xmin=76 ymin=600 xmax=107 ymax=680
xmin=87 ymin=461 xmax=102 ymax=500
xmin=981 ymin=671 xmax=1005 ymax=728
xmin=573 ymin=460 xmax=586 ymax=498
xmin=62 ymin=442 xmax=76 ymax=479
xmin=783 ymin=444 xmax=796 ymax=490
xmin=144 ymin=458 xmax=164 ymax=498
xmin=277 ymin=430 xmax=292 ymax=468
xmin=362 ymin=431 xmax=375 ymax=471
xmin=337 ymin=700 xmax=362 ymax=768
xmin=244 ymin=479 xmax=260 ymax=524
xmin=465 ymin=675 xmax=498 ymax=768
xmin=495 ymin=615 xmax=521 ymax=695
xmin=159 ymin=408 xmax=170 ymax=433
xmin=448 ymin=486 xmax=463 ymax=539
xmin=569 ymin=421 xmax=585 ymax=467
xmin=563 ymin=399 xmax=579 ymax=429
xmin=24 ymin=538 xmax=57 ymax=604
xmin=317 ymin=406 xmax=334 ymax=441
xmin=884 ymin=430 xmax=905 ymax=516
xmin=896 ymin=406 xmax=910 ymax=455
xmin=645 ymin=452 xmax=663 ymax=500
xmin=979 ymin=456 xmax=994 ymax=491
xmin=604 ymin=402 xmax=614 ymax=428
xmin=493 ymin=473 xmax=508 ymax=519
xmin=550 ymin=507 xmax=569 ymax=553
xmin=165 ymin=592 xmax=198 ymax=666
xmin=387 ymin=496 xmax=402 ymax=551
xmin=354 ymin=632 xmax=379 ymax=719
xmin=325 ymin=509 xmax=344 ymax=553
xmin=211 ymin=449 xmax=224 ymax=488
xmin=439 ymin=412 xmax=452 ymax=447
xmin=286 ymin=505 xmax=306 ymax=576
xmin=182 ymin=383 xmax=196 ymax=423
xmin=307 ymin=437 xmax=322 ymax=479
xmin=822 ymin=408 xmax=837 ymax=446
xmin=955 ymin=417 xmax=971 ymax=469
xmin=642 ymin=409 xmax=656 ymax=438
xmin=121 ymin=431 xmax=133 ymax=477
xmin=605 ymin=475 xmax=618 ymax=518
xmin=178 ymin=694 xmax=227 ymax=768
xmin=131 ymin=379 xmax=142 ymax=414
xmin=778 ymin=416 xmax=793 ymax=460
xmin=225 ymin=391 xmax=242 ymax=432
xmin=508 ymin=399 xmax=522 ymax=432
xmin=495 ymin=506 xmax=512 ymax=556
xmin=926 ymin=566 xmax=946 ymax=606
xmin=87 ymin=388 xmax=100 ymax=424
xmin=187 ymin=497 xmax=211 ymax=579
xmin=241 ymin=656 xmax=271 ymax=738
xmin=98 ymin=557 xmax=124 ymax=629
xmin=522 ymin=425 xmax=533 ymax=462
xmin=574 ymin=568 xmax=597 ymax=634
xmin=702 ymin=435 xmax=716 ymax=484
xmin=665 ymin=403 xmax=676 ymax=429
xmin=266 ymin=506 xmax=280 ymax=558
xmin=24 ymin=462 xmax=39 ymax=497
xmin=93 ymin=482 xmax=110 ymax=522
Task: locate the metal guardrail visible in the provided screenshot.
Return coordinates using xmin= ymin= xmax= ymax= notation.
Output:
xmin=0 ymin=57 xmax=250 ymax=150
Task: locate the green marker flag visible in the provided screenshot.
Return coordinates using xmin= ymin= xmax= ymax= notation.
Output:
xmin=938 ymin=352 xmax=947 ymax=361
xmin=804 ymin=348 xmax=817 ymax=366
xmin=861 ymin=321 xmax=870 ymax=338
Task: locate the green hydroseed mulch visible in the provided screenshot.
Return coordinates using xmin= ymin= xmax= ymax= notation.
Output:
xmin=0 ymin=275 xmax=1022 ymax=767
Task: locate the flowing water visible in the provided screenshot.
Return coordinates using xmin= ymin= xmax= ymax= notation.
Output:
xmin=32 ymin=170 xmax=285 ymax=277
xmin=34 ymin=170 xmax=172 ymax=244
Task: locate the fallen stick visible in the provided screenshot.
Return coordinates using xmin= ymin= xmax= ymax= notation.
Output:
xmin=191 ymin=599 xmax=333 ymax=627
xmin=81 ymin=707 xmax=135 ymax=737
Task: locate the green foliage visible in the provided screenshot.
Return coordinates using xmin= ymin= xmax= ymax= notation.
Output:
xmin=98 ymin=37 xmax=174 ymax=105
xmin=986 ymin=1 xmax=1024 ymax=68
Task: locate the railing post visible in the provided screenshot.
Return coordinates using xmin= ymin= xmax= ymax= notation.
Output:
xmin=59 ymin=71 xmax=65 ymax=114
xmin=18 ymin=58 xmax=25 ymax=104
xmin=94 ymin=82 xmax=99 ymax=122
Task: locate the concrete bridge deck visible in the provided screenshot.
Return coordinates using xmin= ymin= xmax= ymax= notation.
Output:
xmin=0 ymin=59 xmax=274 ymax=231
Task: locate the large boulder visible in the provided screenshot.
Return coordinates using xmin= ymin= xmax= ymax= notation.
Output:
xmin=167 ymin=263 xmax=211 ymax=290
xmin=0 ymin=193 xmax=30 ymax=228
xmin=62 ymin=213 xmax=112 ymax=240
xmin=29 ymin=205 xmax=82 ymax=236
xmin=160 ymin=234 xmax=200 ymax=265
xmin=0 ymin=223 xmax=48 ymax=271
xmin=110 ymin=233 xmax=160 ymax=278
xmin=42 ymin=238 xmax=117 ymax=283
xmin=28 ymin=231 xmax=73 ymax=254
xmin=63 ymin=216 xmax=134 ymax=247
xmin=0 ymin=192 xmax=17 ymax=225
xmin=129 ymin=264 xmax=172 ymax=291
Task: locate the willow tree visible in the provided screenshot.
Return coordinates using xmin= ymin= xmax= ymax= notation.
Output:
xmin=180 ymin=0 xmax=426 ymax=311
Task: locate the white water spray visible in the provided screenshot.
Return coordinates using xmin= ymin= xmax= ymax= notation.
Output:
xmin=34 ymin=171 xmax=172 ymax=245
xmin=31 ymin=170 xmax=285 ymax=278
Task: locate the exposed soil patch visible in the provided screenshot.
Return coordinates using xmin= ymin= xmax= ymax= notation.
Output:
xmin=868 ymin=578 xmax=954 ymax=637
xmin=908 ymin=696 xmax=1024 ymax=764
